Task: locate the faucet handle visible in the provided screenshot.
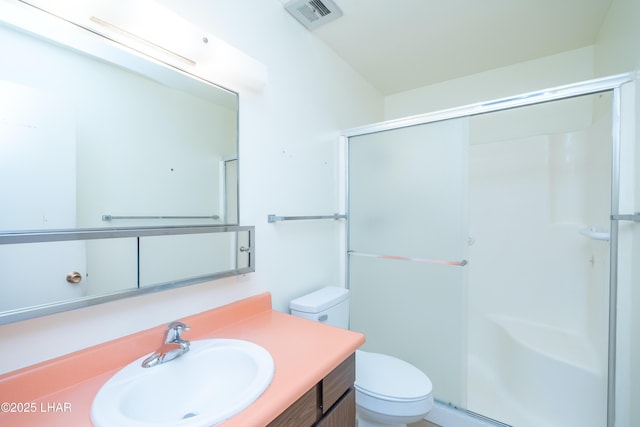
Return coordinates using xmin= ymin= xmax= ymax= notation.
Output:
xmin=165 ymin=321 xmax=190 ymax=342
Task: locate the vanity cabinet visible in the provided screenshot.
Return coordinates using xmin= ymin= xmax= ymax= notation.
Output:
xmin=268 ymin=353 xmax=356 ymax=427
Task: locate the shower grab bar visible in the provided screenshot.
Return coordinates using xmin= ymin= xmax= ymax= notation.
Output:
xmin=580 ymin=227 xmax=610 ymax=241
xmin=102 ymin=214 xmax=220 ymax=221
xmin=611 ymin=212 xmax=640 ymax=222
xmin=267 ymin=213 xmax=347 ymax=223
xmin=348 ymin=250 xmax=467 ymax=267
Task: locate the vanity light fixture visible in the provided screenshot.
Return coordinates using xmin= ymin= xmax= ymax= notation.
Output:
xmin=88 ymin=15 xmax=197 ymax=68
xmin=17 ymin=0 xmax=267 ymax=91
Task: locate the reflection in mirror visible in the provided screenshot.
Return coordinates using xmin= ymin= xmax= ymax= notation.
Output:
xmin=0 ymin=19 xmax=238 ymax=230
xmin=0 ymin=3 xmax=248 ymax=324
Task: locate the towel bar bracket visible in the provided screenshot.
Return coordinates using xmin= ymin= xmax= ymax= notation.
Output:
xmin=611 ymin=213 xmax=640 ymax=222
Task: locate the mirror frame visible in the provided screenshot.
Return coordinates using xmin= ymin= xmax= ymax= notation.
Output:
xmin=0 ymin=225 xmax=255 ymax=325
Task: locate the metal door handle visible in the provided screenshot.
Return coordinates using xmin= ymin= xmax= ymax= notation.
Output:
xmin=66 ymin=272 xmax=82 ymax=284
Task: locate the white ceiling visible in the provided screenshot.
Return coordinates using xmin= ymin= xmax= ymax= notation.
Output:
xmin=288 ymin=0 xmax=614 ymax=95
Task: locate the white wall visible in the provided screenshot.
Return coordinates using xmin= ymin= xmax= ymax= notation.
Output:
xmin=0 ymin=0 xmax=383 ymax=374
xmin=385 ymin=46 xmax=596 ymax=120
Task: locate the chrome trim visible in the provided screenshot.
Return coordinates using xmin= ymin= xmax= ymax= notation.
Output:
xmin=341 ymin=73 xmax=634 ymax=137
xmin=340 ymin=134 xmax=351 ymax=300
xmin=611 ymin=213 xmax=640 ymax=222
xmin=0 ymin=224 xmax=249 ymax=245
xmin=349 ymin=250 xmax=467 ymax=267
xmin=0 ymin=266 xmax=253 ymax=325
xmin=102 ymin=214 xmax=220 ymax=221
xmin=607 ymin=86 xmax=623 ymax=427
xmin=141 ymin=321 xmax=191 ymax=368
xmin=267 ymin=213 xmax=346 ymax=223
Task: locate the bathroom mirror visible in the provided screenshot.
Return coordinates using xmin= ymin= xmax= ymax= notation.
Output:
xmin=0 ymin=4 xmax=250 ymax=324
xmin=0 ymin=19 xmax=239 ymax=231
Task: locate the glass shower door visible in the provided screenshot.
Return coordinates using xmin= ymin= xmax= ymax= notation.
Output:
xmin=347 ymin=88 xmax=614 ymax=427
xmin=348 ymin=117 xmax=470 ymax=407
xmin=464 ymin=92 xmax=612 ymax=427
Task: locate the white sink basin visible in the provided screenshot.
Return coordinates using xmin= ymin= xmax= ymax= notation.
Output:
xmin=91 ymin=339 xmax=274 ymax=427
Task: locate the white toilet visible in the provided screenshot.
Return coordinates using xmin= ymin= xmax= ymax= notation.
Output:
xmin=290 ymin=286 xmax=434 ymax=427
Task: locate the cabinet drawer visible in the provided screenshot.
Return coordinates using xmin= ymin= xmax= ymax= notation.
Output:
xmin=316 ymin=388 xmax=355 ymax=427
xmin=268 ymin=384 xmax=320 ymax=427
xmin=322 ymin=353 xmax=355 ymax=413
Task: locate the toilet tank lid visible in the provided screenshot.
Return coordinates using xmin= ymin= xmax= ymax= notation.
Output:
xmin=290 ymin=286 xmax=349 ymax=313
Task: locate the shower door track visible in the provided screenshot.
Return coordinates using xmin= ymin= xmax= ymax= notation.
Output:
xmin=341 ymin=72 xmax=635 ymax=427
xmin=341 ymin=73 xmax=632 ymax=137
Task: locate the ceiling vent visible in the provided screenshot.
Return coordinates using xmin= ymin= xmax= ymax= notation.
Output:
xmin=284 ymin=0 xmax=343 ymax=30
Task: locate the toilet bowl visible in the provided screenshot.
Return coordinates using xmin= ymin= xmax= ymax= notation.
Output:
xmin=356 ymin=350 xmax=433 ymax=427
xmin=290 ymin=287 xmax=434 ymax=427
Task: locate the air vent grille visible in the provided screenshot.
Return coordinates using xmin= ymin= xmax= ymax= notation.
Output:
xmin=284 ymin=0 xmax=343 ymax=30
xmin=309 ymin=0 xmax=331 ymax=17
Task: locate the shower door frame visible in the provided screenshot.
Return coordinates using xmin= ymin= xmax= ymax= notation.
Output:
xmin=340 ymin=72 xmax=634 ymax=427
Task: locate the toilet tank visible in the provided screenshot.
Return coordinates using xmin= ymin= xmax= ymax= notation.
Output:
xmin=289 ymin=286 xmax=350 ymax=329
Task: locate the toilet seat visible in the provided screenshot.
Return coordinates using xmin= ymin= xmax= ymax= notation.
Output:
xmin=355 ymin=350 xmax=433 ymax=402
xmin=355 ymin=350 xmax=434 ymax=423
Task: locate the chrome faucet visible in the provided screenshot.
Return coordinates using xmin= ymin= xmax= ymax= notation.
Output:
xmin=141 ymin=321 xmax=191 ymax=368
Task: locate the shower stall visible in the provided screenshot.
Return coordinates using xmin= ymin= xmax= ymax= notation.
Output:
xmin=343 ymin=74 xmax=636 ymax=427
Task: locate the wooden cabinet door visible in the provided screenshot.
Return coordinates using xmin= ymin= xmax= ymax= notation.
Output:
xmin=316 ymin=388 xmax=355 ymax=427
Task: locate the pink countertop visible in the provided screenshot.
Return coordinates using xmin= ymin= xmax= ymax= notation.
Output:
xmin=0 ymin=292 xmax=365 ymax=426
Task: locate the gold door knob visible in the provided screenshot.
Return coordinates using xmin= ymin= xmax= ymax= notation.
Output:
xmin=66 ymin=272 xmax=83 ymax=284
